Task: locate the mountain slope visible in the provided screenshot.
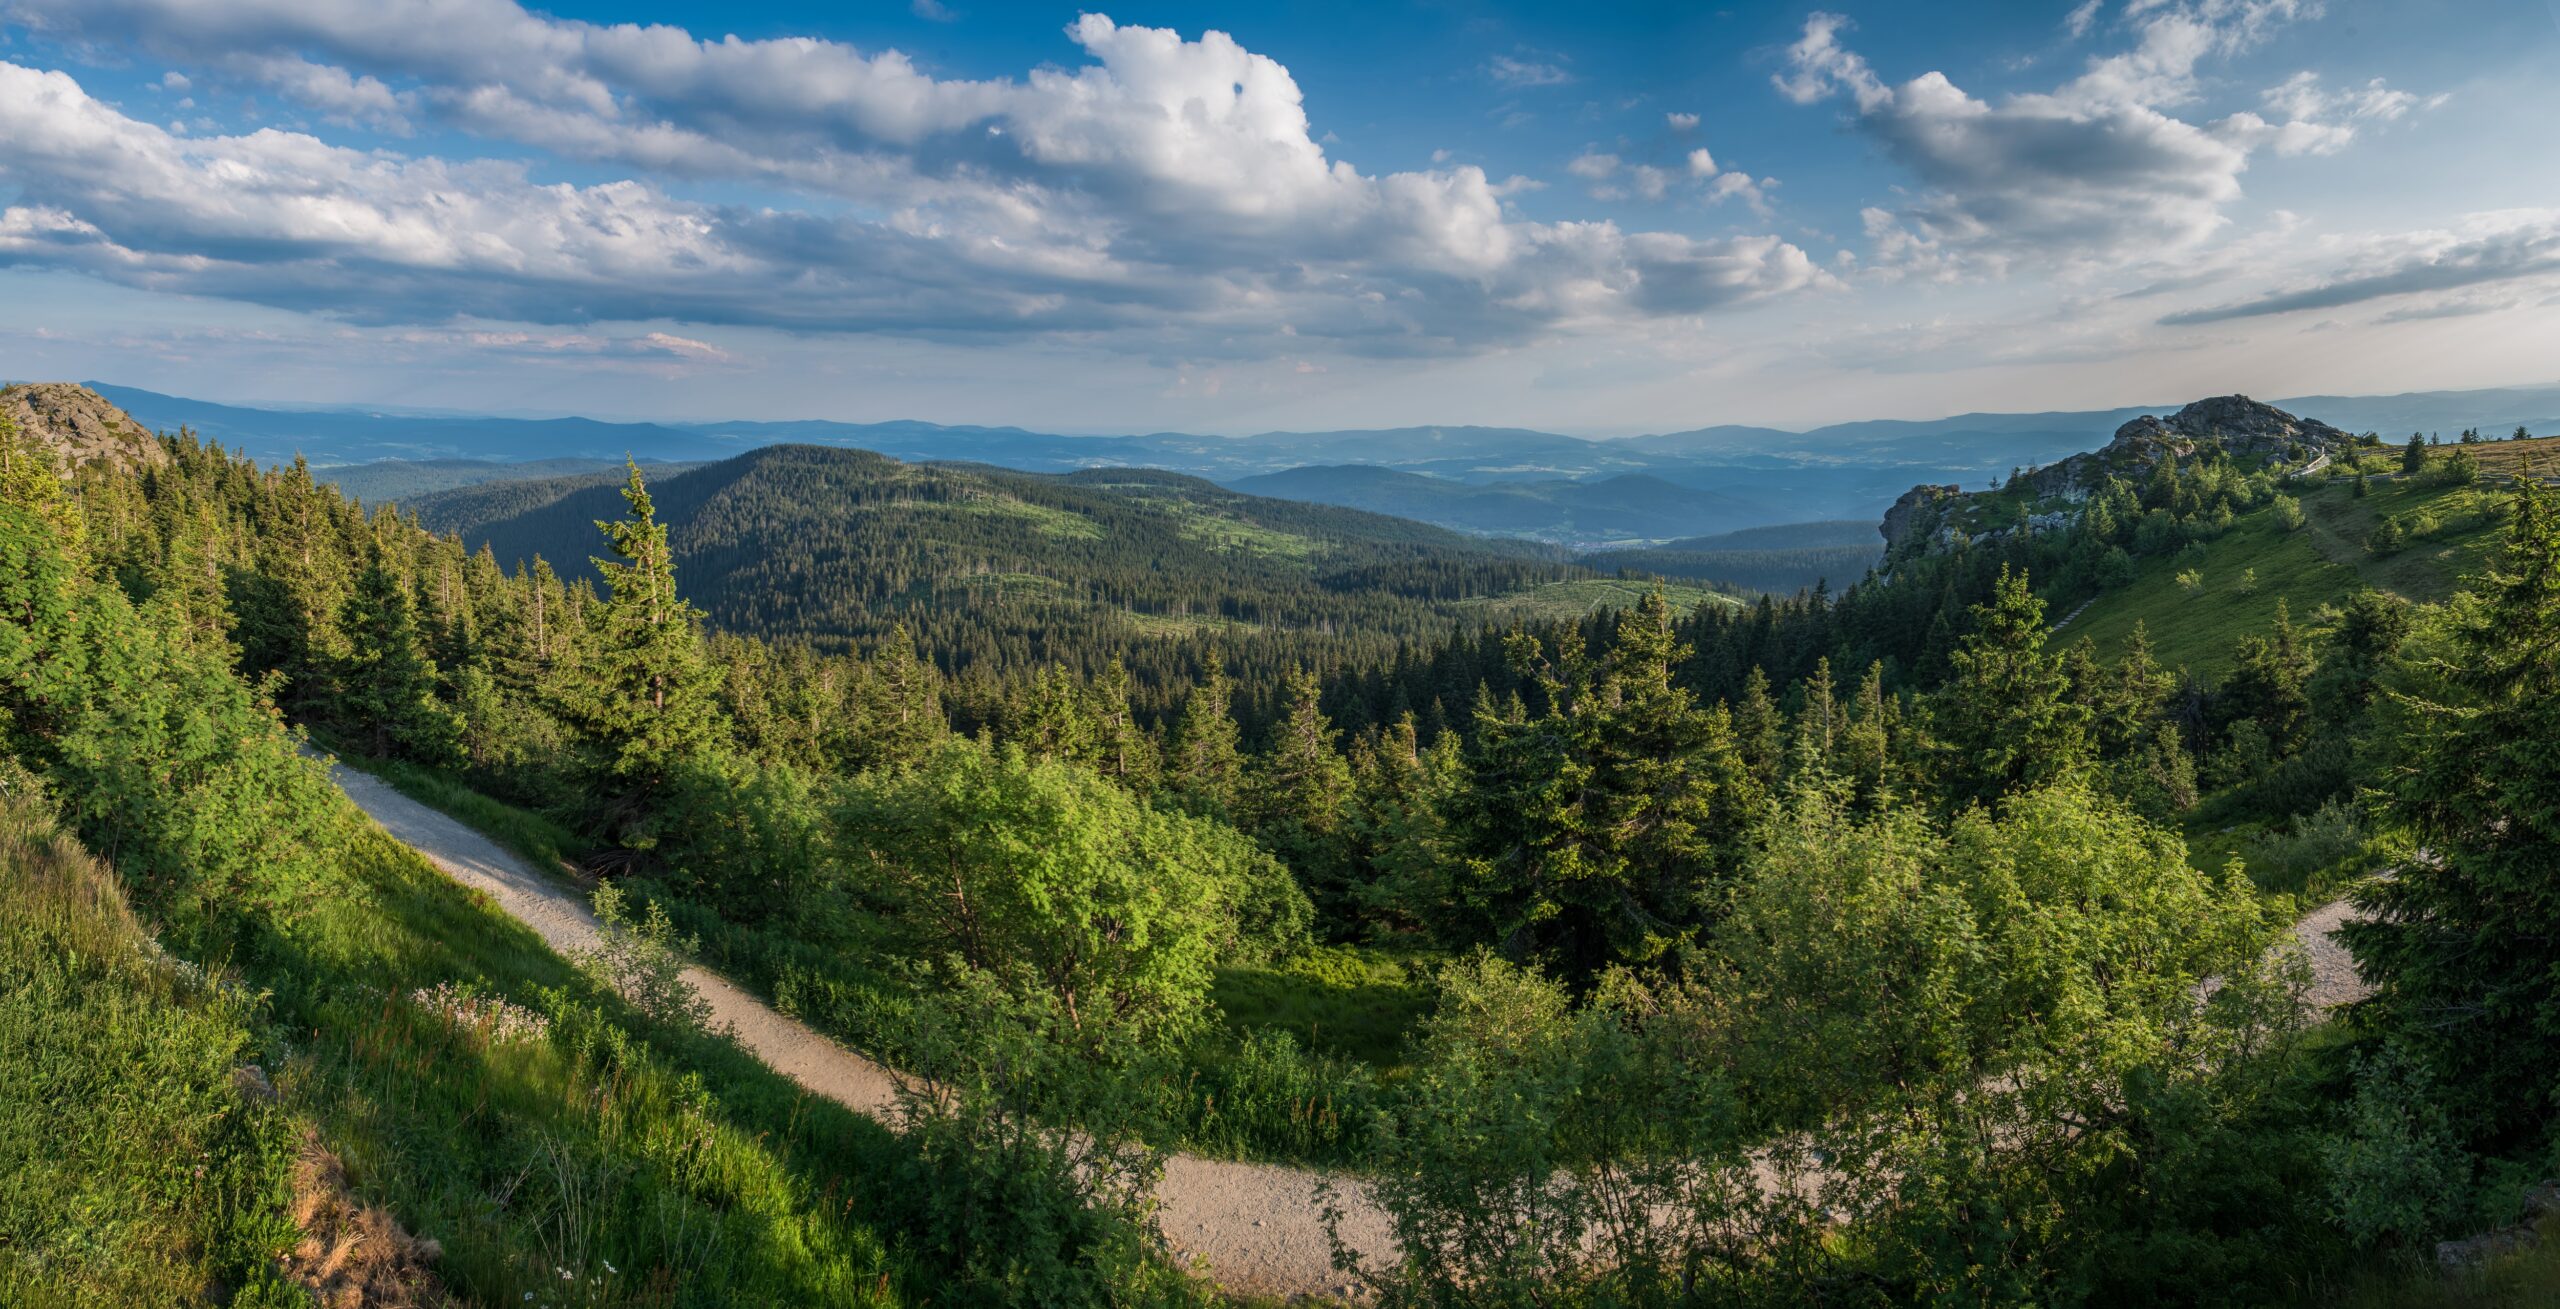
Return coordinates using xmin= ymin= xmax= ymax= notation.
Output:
xmin=1227 ymin=465 xmax=1777 ymax=544
xmin=412 ymin=445 xmax=1667 ymax=696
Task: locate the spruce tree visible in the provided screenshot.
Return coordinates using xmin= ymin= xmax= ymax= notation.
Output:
xmin=566 ymin=461 xmax=725 ymax=837
xmin=2401 ymin=432 xmax=2428 ymax=475
xmin=2349 ymin=479 xmax=2560 ymax=1142
xmin=1252 ymin=665 xmax=1355 ymax=916
xmin=1935 ymin=566 xmax=2086 ymax=806
xmin=1166 ymin=649 xmax=1246 ymax=818
xmin=338 ymin=552 xmax=459 ymax=763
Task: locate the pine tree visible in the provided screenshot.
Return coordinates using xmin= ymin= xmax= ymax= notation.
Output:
xmin=1935 ymin=566 xmax=2086 ymax=806
xmin=338 ymin=553 xmax=459 ymax=763
xmin=1166 ymin=649 xmax=1246 ymax=818
xmin=1087 ymin=659 xmax=1158 ymax=791
xmin=564 ymin=461 xmax=725 ymax=837
xmin=1838 ymin=659 xmax=1895 ymax=804
xmin=1448 ymin=593 xmax=1750 ymax=976
xmin=2349 ymin=479 xmax=2560 ymax=1142
xmin=2402 ymin=432 xmax=2428 ymax=475
xmin=1731 ymin=665 xmax=1784 ymax=789
xmin=1789 ymin=656 xmax=1841 ymax=777
xmin=1252 ymin=665 xmax=1355 ymax=915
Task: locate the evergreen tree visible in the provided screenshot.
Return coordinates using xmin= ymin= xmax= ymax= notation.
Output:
xmin=1448 ymin=593 xmax=1751 ymax=976
xmin=1165 ymin=649 xmax=1246 ymax=818
xmin=563 ymin=461 xmax=725 ymax=841
xmin=1731 ymin=665 xmax=1784 ymax=789
xmin=2350 ymin=480 xmax=2560 ymax=1142
xmin=2217 ymin=599 xmax=2314 ymax=757
xmin=1251 ymin=666 xmax=1355 ymax=919
xmin=2401 ymin=432 xmax=2428 ymax=475
xmin=1935 ymin=566 xmax=2086 ymax=806
xmin=338 ymin=552 xmax=459 ymax=763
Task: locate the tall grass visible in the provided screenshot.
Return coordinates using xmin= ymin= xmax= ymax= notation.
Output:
xmin=0 ymin=785 xmax=304 ymax=1308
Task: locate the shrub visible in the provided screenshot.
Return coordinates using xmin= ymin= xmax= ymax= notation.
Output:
xmin=2275 ymin=495 xmax=2305 ymax=530
xmin=579 ymin=880 xmax=716 ymax=1034
xmin=841 ymin=738 xmax=1311 ymax=1043
xmin=2326 ymin=1044 xmax=2472 ymax=1248
xmin=880 ymin=969 xmax=1202 ymax=1308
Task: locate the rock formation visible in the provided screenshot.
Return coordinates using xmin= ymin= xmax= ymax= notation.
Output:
xmin=1 ymin=382 xmax=169 ymax=473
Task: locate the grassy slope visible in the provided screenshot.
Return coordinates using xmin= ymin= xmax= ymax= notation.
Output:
xmin=0 ymin=794 xmax=303 ymax=1308
xmin=346 ymin=754 xmax=1432 ymax=1168
xmin=2061 ymin=466 xmax=2507 ymax=680
xmin=14 ymin=741 xmax=954 ymax=1308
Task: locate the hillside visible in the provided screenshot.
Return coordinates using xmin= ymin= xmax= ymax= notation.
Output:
xmin=319 ymin=456 xmax=698 ymax=504
xmin=406 ymin=443 xmax=1714 ymax=709
xmin=2062 ymin=448 xmax=2513 ymax=678
xmin=1227 ymin=465 xmax=1778 ymax=545
xmin=1579 ymin=519 xmax=1885 ymax=595
xmin=2 ymin=381 xmax=169 ymax=472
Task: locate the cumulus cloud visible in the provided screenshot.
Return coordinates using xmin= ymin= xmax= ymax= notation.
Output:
xmin=1778 ymin=2 xmax=2399 ymax=276
xmin=0 ymin=20 xmax=1831 ymax=351
xmin=1665 ymin=110 xmax=1699 ymax=130
xmin=2162 ymin=210 xmax=2560 ymax=323
xmin=2217 ymin=71 xmax=2444 ymax=157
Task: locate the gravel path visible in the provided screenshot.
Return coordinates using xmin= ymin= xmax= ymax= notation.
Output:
xmin=325 ymin=759 xmax=1391 ymax=1301
xmin=328 ymin=755 xmax=2375 ymax=1301
xmin=2292 ymin=894 xmax=2373 ymax=1010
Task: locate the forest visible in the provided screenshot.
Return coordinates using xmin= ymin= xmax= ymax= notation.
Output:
xmin=6 ymin=388 xmax=2560 ymax=1308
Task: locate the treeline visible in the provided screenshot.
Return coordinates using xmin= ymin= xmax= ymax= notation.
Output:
xmin=403 ymin=442 xmax=1598 ymax=725
xmin=26 ymin=408 xmax=2560 ymax=1305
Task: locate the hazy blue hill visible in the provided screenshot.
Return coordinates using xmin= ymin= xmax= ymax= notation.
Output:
xmin=319 ymin=457 xmax=696 ymax=504
xmin=90 ymin=382 xmax=733 ymax=464
xmin=1652 ymin=519 xmax=1883 ymax=552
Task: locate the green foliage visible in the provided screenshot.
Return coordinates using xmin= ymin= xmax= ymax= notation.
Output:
xmin=580 ymin=879 xmax=717 ymax=1033
xmin=1446 ymin=591 xmax=1758 ymax=976
xmin=561 ymin=461 xmax=726 ymax=845
xmin=2352 ymin=479 xmax=2560 ymax=1145
xmin=841 ymin=738 xmax=1308 ymax=1041
xmin=0 ymin=787 xmax=303 ymax=1308
xmin=337 ymin=554 xmax=461 ymax=764
xmin=2325 ymin=1044 xmax=2472 ymax=1249
xmin=876 ymin=970 xmax=1203 ymax=1309
xmin=1935 ymin=566 xmax=2088 ymax=805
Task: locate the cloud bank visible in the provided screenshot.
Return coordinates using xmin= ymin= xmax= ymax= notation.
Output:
xmin=0 ymin=2 xmax=1831 ymax=350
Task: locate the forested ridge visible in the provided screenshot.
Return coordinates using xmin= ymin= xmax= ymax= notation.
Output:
xmin=9 ymin=382 xmax=2560 ymax=1306
xmin=399 ymin=441 xmax=1678 ymax=726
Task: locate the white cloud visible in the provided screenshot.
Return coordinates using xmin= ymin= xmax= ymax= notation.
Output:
xmin=1779 ymin=2 xmax=2379 ymax=276
xmin=2064 ymin=0 xmax=2105 ymax=39
xmin=0 ymin=25 xmax=1832 ymax=350
xmin=2223 ymin=72 xmax=2445 ymax=157
xmin=1566 ymin=150 xmax=1619 ymax=180
xmin=1686 ymin=147 xmax=1717 ymax=177
xmin=911 ymin=0 xmax=956 ymax=22
xmin=2163 ymin=209 xmax=2560 ymax=323
xmin=1665 ymin=110 xmax=1699 ymax=130
xmin=158 ymin=69 xmax=188 ymax=91
xmin=1485 ymin=53 xmax=1571 ymax=88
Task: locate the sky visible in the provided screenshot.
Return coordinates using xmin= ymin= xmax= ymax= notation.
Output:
xmin=0 ymin=0 xmax=2554 ymax=435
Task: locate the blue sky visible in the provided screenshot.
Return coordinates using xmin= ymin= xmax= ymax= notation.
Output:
xmin=0 ymin=0 xmax=2554 ymax=434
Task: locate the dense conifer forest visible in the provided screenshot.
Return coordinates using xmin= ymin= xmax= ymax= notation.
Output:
xmin=10 ymin=387 xmax=2560 ymax=1306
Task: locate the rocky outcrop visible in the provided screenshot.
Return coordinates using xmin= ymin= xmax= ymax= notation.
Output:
xmin=2024 ymin=394 xmax=2350 ymax=499
xmin=1 ymin=382 xmax=169 ymax=473
xmin=1880 ymin=483 xmax=1963 ymax=548
xmin=1882 ymin=395 xmax=2350 ymax=551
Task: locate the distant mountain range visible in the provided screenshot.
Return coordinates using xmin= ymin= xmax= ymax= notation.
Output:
xmin=82 ymin=380 xmax=2560 ymax=548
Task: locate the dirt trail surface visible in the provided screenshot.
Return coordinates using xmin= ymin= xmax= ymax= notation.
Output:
xmin=324 ymin=759 xmax=1391 ymax=1300
xmin=2293 ymin=894 xmax=2374 ymax=1010
xmin=329 ymin=756 xmax=2372 ymax=1301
